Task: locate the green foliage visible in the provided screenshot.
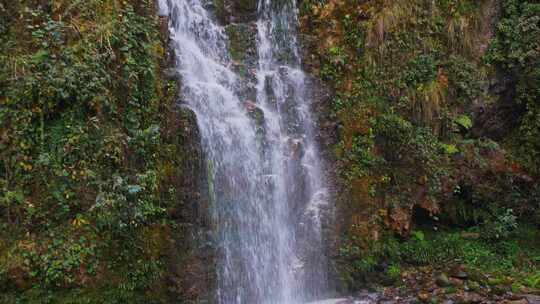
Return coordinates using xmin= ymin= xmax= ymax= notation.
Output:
xmin=342 ymin=14 xmax=365 ymax=54
xmin=0 ymin=0 xmax=178 ymax=301
xmin=481 ymin=209 xmax=518 ymax=241
xmin=525 ymin=272 xmax=540 ymax=289
xmin=338 ymin=235 xmax=401 ymax=285
xmin=441 ymin=143 xmax=459 ymax=155
xmin=403 ymin=55 xmax=438 ymax=87
xmin=374 ymin=114 xmax=447 ymax=195
xmin=437 ymin=0 xmax=478 ymax=17
xmin=386 ymin=264 xmax=401 ymax=281
xmin=411 ymin=230 xmax=425 ymax=242
xmin=339 ymin=225 xmax=540 ymax=289
xmin=454 ymin=114 xmax=472 ymax=130
xmin=445 ymin=56 xmax=482 ymax=103
xmin=302 ymin=0 xmax=540 ymax=293
xmin=24 ymin=234 xmax=98 ymax=288
xmin=1 ymin=0 xmax=167 ymax=228
xmin=485 ymin=0 xmax=540 ymax=174
xmin=399 ymin=232 xmax=463 ymax=265
xmin=321 ymin=46 xmax=348 ymax=82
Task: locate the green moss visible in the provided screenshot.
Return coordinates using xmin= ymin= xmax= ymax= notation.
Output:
xmin=225 ymin=24 xmax=256 ymax=64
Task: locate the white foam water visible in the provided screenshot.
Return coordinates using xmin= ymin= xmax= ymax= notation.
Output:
xmin=159 ymin=0 xmax=329 ymax=302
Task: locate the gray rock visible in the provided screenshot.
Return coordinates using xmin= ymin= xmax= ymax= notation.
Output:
xmin=306 ymin=298 xmax=355 ymax=304
xmin=450 ymin=266 xmax=468 ymax=280
xmin=524 ymin=294 xmax=540 ymax=304
xmin=506 ymin=300 xmax=528 ymax=304
xmin=437 ymin=273 xmax=452 ymax=287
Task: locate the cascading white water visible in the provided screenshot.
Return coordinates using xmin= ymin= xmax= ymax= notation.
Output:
xmin=255 ymin=0 xmax=329 ymax=302
xmin=159 ymin=0 xmax=328 ymax=302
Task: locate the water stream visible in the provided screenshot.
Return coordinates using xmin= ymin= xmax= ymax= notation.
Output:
xmin=160 ymin=0 xmax=328 ymax=302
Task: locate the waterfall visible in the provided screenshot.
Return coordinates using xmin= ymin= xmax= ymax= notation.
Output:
xmin=160 ymin=0 xmax=328 ymax=302
xmin=255 ymin=0 xmax=329 ymax=301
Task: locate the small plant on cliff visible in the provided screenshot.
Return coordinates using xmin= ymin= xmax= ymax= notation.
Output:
xmin=403 ymin=55 xmax=438 ymax=88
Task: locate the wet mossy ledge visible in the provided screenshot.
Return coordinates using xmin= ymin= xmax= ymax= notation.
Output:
xmin=298 ymin=0 xmax=540 ymax=295
xmin=0 ymin=0 xmax=212 ymax=302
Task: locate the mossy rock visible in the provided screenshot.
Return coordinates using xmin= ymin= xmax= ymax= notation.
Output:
xmin=214 ymin=0 xmax=258 ymax=24
xmin=225 ymin=23 xmax=257 ymax=64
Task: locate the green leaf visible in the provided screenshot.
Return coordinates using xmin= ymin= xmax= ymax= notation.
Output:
xmin=441 ymin=143 xmax=459 ymax=154
xmin=412 ymin=230 xmax=425 ymax=242
xmin=455 ymin=115 xmax=472 ymax=130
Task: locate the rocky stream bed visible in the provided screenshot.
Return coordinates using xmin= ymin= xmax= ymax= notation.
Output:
xmin=314 ymin=265 xmax=540 ymax=304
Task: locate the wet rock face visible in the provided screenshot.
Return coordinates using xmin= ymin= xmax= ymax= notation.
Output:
xmin=226 ymin=22 xmax=259 ymax=102
xmin=226 ymin=23 xmax=258 ymax=65
xmin=154 ymin=11 xmax=215 ymax=302
xmin=214 ymin=0 xmax=258 ymax=24
xmin=160 ymin=105 xmax=215 ymax=303
xmin=161 ymin=0 xmax=336 ymax=301
xmin=472 ymin=74 xmax=526 ymax=141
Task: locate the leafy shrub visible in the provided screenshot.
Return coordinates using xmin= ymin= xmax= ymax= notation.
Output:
xmin=454 ymin=114 xmax=472 ymax=130
xmin=525 ymin=272 xmax=540 ymax=289
xmin=481 ymin=209 xmax=518 ymax=241
xmin=485 ymin=0 xmax=540 ymax=174
xmin=0 ymin=0 xmax=176 ymax=299
xmin=339 ymin=224 xmax=540 ymax=289
xmin=374 ymin=114 xmax=446 ymax=195
xmin=386 ymin=264 xmax=401 ymax=280
xmin=321 ymin=46 xmax=348 ymax=81
xmin=445 ymin=56 xmax=482 ymax=103
xmin=403 ymin=55 xmax=438 ymax=87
